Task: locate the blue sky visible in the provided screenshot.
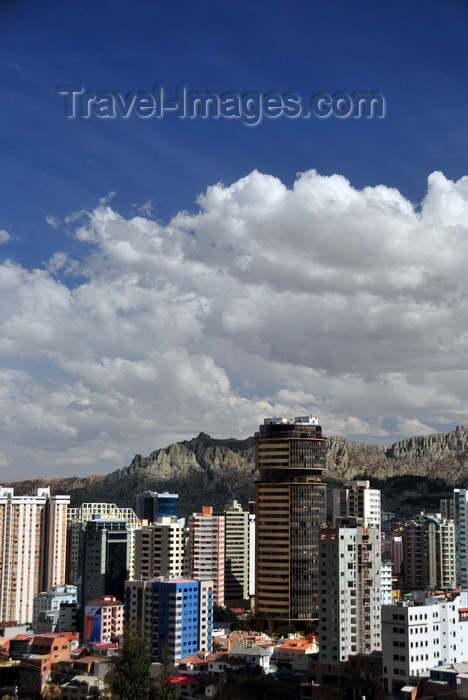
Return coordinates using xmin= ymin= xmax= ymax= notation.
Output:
xmin=1 ymin=0 xmax=468 ymax=479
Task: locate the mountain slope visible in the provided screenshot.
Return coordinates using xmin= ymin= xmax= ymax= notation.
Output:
xmin=4 ymin=426 xmax=468 ymax=516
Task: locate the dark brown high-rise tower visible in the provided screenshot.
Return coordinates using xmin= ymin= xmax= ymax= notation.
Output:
xmin=254 ymin=416 xmax=327 ymax=632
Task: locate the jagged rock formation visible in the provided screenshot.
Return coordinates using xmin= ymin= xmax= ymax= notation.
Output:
xmin=4 ymin=426 xmax=468 ymax=517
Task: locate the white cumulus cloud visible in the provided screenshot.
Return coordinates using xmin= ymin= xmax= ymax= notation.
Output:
xmin=0 ymin=169 xmax=467 ymax=478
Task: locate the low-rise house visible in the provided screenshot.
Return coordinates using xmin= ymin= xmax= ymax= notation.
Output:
xmin=9 ymin=634 xmax=33 ymax=660
xmin=60 ymin=673 xmax=106 ymax=700
xmin=170 ymin=676 xmax=200 ymax=697
xmin=207 ymin=652 xmax=246 ymax=674
xmin=275 ymin=638 xmax=319 ymax=667
xmin=229 ymin=643 xmax=272 ymax=671
xmin=178 ymin=651 xmax=210 ymax=675
xmin=31 ymin=633 xmax=71 ymax=661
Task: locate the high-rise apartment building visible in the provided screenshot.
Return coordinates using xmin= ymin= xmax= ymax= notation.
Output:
xmin=319 ymin=517 xmax=381 ymax=664
xmin=332 ymin=480 xmax=381 ymax=528
xmin=125 ymin=578 xmax=213 ymax=663
xmin=0 ymin=487 xmax=70 ymax=624
xmin=425 ymin=516 xmax=456 ymax=589
xmin=135 ymin=491 xmax=179 ymax=522
xmin=255 ymin=416 xmax=327 ymax=631
xmin=454 ymin=489 xmax=468 ymax=587
xmin=223 ymin=500 xmax=250 ymax=603
xmin=67 ymin=502 xmax=140 ymax=586
xmin=403 ymin=515 xmax=456 ymax=591
xmin=80 ymin=518 xmax=131 ymax=609
xmin=188 ymin=507 xmax=225 ymax=605
xmin=382 ymin=535 xmax=403 ymax=576
xmin=134 ymin=516 xmax=186 ymax=580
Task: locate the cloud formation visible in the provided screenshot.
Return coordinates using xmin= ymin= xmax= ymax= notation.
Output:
xmin=1 ymin=169 xmax=468 ymax=478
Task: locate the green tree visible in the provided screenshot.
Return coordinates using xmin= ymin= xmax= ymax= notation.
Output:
xmin=105 ymin=622 xmax=151 ymax=700
xmin=213 ymin=604 xmax=242 ymax=630
xmin=149 ymin=646 xmax=180 ymax=700
xmin=277 ymin=623 xmax=296 ymax=638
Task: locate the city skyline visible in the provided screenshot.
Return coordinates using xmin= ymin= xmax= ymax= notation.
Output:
xmin=1 ymin=1 xmax=468 ymax=480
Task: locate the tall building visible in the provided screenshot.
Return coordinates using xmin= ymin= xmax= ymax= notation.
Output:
xmin=223 ymin=500 xmax=250 ymax=604
xmin=125 ymin=578 xmax=213 ymax=663
xmin=0 ymin=487 xmax=70 ymax=624
xmin=134 ymin=516 xmax=186 ymax=580
xmin=248 ymin=509 xmax=256 ymax=599
xmin=454 ymin=489 xmax=468 ymax=587
xmin=332 ymin=480 xmax=381 ymax=528
xmin=80 ymin=518 xmax=131 ymax=609
xmin=425 ymin=516 xmax=456 ymax=589
xmin=319 ymin=517 xmax=381 ymax=664
xmin=67 ymin=502 xmax=140 ymax=586
xmin=135 ymin=491 xmax=179 ymax=522
xmin=255 ymin=416 xmax=327 ymax=631
xmin=403 ymin=515 xmax=456 ymax=591
xmin=382 ymin=535 xmax=403 ymax=576
xmin=402 ymin=518 xmax=427 ymax=591
xmin=189 ymin=507 xmax=225 ymax=605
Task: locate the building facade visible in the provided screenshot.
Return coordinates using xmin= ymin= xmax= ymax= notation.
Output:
xmin=0 ymin=487 xmax=69 ymax=624
xmin=80 ymin=518 xmax=131 ymax=609
xmin=188 ymin=507 xmax=225 ymax=605
xmin=403 ymin=515 xmax=456 ymax=591
xmin=255 ymin=416 xmax=327 ymax=630
xmin=135 ymin=491 xmax=179 ymax=522
xmin=134 ymin=516 xmax=186 ymax=580
xmin=223 ymin=500 xmax=250 ymax=603
xmin=319 ymin=517 xmax=381 ymax=664
xmin=67 ymin=502 xmax=140 ymax=586
xmin=125 ymin=578 xmax=213 ymax=663
xmin=332 ymin=480 xmax=381 ymax=528
xmin=84 ymin=594 xmax=124 ymax=643
xmin=382 ymin=591 xmax=468 ymax=695
xmin=454 ymin=489 xmax=468 ymax=588
xmin=32 ymin=585 xmax=77 ymax=628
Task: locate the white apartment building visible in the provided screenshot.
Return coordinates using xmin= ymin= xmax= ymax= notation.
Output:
xmin=319 ymin=517 xmax=381 ymax=663
xmin=249 ymin=511 xmax=256 ymax=598
xmin=189 ymin=507 xmax=225 ymax=606
xmin=332 ymin=480 xmax=381 ymax=529
xmin=381 ymin=559 xmax=393 ymax=606
xmin=224 ymin=500 xmax=250 ymax=603
xmin=134 ymin=516 xmax=186 ymax=580
xmin=382 ymin=591 xmax=468 ymax=695
xmin=0 ymin=487 xmax=70 ymax=624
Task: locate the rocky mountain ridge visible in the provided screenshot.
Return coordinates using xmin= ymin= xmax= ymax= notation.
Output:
xmin=4 ymin=425 xmax=468 ymax=516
